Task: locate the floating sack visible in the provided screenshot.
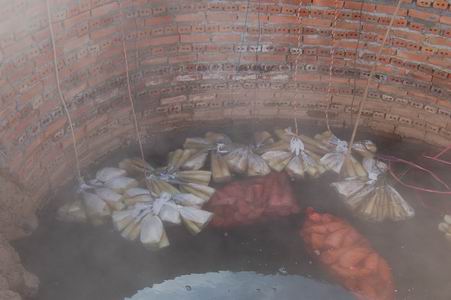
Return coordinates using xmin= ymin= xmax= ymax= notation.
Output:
xmin=223 ymin=131 xmax=273 ymax=177
xmin=206 ymin=172 xmax=300 ymax=228
xmin=105 ymin=176 xmax=139 ymax=193
xmin=57 ymin=199 xmax=88 ymax=223
xmin=81 ymin=191 xmax=111 ymax=225
xmin=95 ymin=188 xmax=125 ymax=211
xmin=262 ymin=130 xmax=325 ymax=179
xmin=331 ymin=158 xmax=415 ymax=222
xmin=438 ymin=215 xmax=451 ymax=242
xmin=182 ymin=132 xmax=234 ymax=183
xmin=95 ymin=167 xmax=127 ymax=183
xmin=300 ymin=208 xmax=395 ymax=300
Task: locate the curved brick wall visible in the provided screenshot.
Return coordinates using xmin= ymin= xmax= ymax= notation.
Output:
xmin=0 ymin=0 xmax=451 ymax=212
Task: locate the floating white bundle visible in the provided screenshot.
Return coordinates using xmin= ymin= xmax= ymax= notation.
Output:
xmin=314 ymin=130 xmax=379 ymax=178
xmin=57 ymin=199 xmax=88 ymax=223
xmin=105 ymin=176 xmax=139 ymax=193
xmin=96 ymin=167 xmax=127 ymax=183
xmin=270 ymin=128 xmax=330 ymax=155
xmin=145 ymin=165 xmax=214 ymax=202
xmin=179 ymin=206 xmax=213 ymax=235
xmin=438 ymin=215 xmax=451 ymax=242
xmin=123 ymin=194 xmax=154 ymax=206
xmin=182 ymin=132 xmax=234 ymax=183
xmin=223 ymin=131 xmax=274 ymax=177
xmin=95 ymin=188 xmax=125 ymax=211
xmin=111 ymin=191 xmax=213 ymax=250
xmin=140 ymin=214 xmax=170 ymax=250
xmin=118 ymin=158 xmax=153 ymax=178
xmin=262 ymin=133 xmax=325 ymax=179
xmin=124 ymin=187 xmax=151 ymax=198
xmin=81 ymin=191 xmax=111 ymax=225
xmin=331 ymin=158 xmax=415 ymax=222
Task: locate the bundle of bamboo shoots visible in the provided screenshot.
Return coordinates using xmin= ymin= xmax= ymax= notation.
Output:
xmin=222 ymin=131 xmax=274 ymax=178
xmin=113 ymin=191 xmax=213 ymax=249
xmin=118 ymin=157 xmax=216 ymax=202
xmin=331 ymin=158 xmax=415 ymax=222
xmin=181 ymin=132 xmax=234 ymax=183
xmin=438 ymin=215 xmax=451 ymax=243
xmin=264 ymin=128 xmax=330 ymax=155
xmin=313 ymin=131 xmax=376 ymax=178
xmin=261 ymin=128 xmax=326 ymax=179
xmin=58 ymin=167 xmax=138 ymax=224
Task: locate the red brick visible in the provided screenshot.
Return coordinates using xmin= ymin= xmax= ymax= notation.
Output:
xmin=145 ymin=15 xmax=173 ymax=26
xmin=303 ymin=36 xmax=332 ymax=45
xmin=180 ymin=34 xmax=210 ymax=43
xmin=344 ymin=1 xmax=375 ymax=11
xmin=408 ymin=9 xmax=440 ymax=22
xmin=212 ymin=34 xmax=241 ymax=43
xmin=148 ymin=35 xmax=179 ymax=46
xmin=312 ymin=0 xmax=344 ymax=8
xmin=91 ymin=2 xmax=119 ymax=17
xmin=300 ymin=17 xmax=331 ymax=27
xmin=428 ymin=36 xmax=451 ymax=48
xmin=175 ymin=13 xmax=205 ymax=22
xmin=207 ymin=12 xmax=238 ymax=22
xmin=440 ymin=15 xmax=451 ymax=25
xmin=433 ymin=0 xmax=449 ymax=9
xmin=268 ymin=15 xmax=299 ymax=24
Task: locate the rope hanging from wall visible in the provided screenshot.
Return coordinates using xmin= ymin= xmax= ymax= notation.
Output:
xmin=344 ymin=0 xmax=403 ymax=159
xmin=119 ymin=0 xmax=146 ymax=163
xmin=46 ymin=0 xmax=82 ymax=182
xmin=324 ymin=0 xmax=343 ymax=131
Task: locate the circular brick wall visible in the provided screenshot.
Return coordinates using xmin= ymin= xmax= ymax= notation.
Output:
xmin=0 ymin=0 xmax=451 ymax=217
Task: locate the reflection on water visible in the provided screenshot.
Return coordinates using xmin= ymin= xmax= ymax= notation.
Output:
xmin=126 ymin=271 xmax=353 ymax=300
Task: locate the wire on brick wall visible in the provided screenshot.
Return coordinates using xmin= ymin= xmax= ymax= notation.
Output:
xmin=45 ymin=0 xmax=82 ymax=182
xmin=119 ymin=0 xmax=145 ymax=162
xmin=345 ymin=0 xmax=403 ymax=161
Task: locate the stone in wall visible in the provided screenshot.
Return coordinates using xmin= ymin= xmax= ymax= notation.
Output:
xmin=0 ymin=170 xmax=38 ymax=240
xmin=0 ymin=234 xmax=38 ymax=298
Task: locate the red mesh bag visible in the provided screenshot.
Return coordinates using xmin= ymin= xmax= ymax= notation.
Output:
xmin=207 ymin=172 xmax=300 ymax=227
xmin=300 ymin=208 xmax=395 ymax=300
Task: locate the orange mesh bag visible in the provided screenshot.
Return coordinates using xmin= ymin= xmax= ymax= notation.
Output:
xmin=300 ymin=208 xmax=395 ymax=300
xmin=206 ymin=172 xmax=300 ymax=228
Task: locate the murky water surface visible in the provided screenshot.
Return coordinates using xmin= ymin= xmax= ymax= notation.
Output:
xmin=14 ymin=122 xmax=451 ymax=300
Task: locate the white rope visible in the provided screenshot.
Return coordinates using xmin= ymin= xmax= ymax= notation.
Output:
xmin=325 ymin=0 xmax=342 ymax=131
xmin=345 ymin=0 xmax=403 ymax=159
xmin=45 ymin=0 xmax=82 ymax=182
xmin=119 ymin=0 xmax=145 ymax=162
